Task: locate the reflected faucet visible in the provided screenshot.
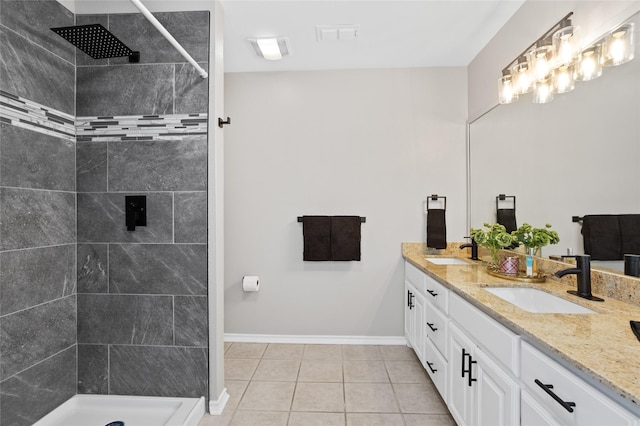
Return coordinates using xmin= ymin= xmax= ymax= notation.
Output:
xmin=459 ymin=238 xmax=479 ymax=261
xmin=554 ymin=255 xmax=604 ymax=302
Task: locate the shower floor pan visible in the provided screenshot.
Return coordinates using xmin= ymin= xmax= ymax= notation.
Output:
xmin=33 ymin=394 xmax=205 ymax=426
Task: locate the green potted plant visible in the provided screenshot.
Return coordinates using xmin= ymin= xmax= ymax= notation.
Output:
xmin=470 ymin=223 xmax=516 ymax=268
xmin=512 ymin=223 xmax=560 ymax=256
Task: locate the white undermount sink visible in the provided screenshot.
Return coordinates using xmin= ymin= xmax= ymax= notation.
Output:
xmin=484 ymin=287 xmax=596 ymax=314
xmin=424 ymin=257 xmax=470 ymax=265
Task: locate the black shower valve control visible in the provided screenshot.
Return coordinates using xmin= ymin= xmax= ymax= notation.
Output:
xmin=125 ymin=195 xmax=147 ymax=231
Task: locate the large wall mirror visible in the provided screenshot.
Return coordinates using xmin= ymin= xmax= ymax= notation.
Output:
xmin=469 ymin=11 xmax=640 ymax=272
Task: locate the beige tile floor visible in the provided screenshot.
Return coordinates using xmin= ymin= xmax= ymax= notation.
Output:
xmin=198 ymin=343 xmax=456 ymax=426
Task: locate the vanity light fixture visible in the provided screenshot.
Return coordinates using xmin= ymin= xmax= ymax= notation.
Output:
xmin=602 ymin=23 xmax=635 ymax=66
xmin=248 ymin=37 xmax=292 ymax=61
xmin=497 ymin=12 xmax=635 ymax=105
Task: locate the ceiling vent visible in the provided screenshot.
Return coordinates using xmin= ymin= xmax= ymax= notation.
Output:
xmin=316 ymin=25 xmax=360 ymax=42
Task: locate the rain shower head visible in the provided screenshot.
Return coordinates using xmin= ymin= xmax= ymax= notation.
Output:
xmin=51 ymin=23 xmax=140 ymax=62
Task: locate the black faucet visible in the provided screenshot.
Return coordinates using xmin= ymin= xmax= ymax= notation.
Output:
xmin=459 ymin=238 xmax=479 ymax=260
xmin=554 ymin=255 xmax=604 ymax=301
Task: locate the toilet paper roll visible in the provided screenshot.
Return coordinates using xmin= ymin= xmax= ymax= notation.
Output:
xmin=242 ymin=275 xmax=260 ymax=292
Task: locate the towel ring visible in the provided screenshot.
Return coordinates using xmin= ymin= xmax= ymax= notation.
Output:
xmin=427 ymin=194 xmax=446 ymax=210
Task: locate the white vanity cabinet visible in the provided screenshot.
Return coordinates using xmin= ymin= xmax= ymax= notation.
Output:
xmin=520 ymin=342 xmax=638 ymax=426
xmin=403 ymin=259 xmax=640 ymax=425
xmin=447 ymin=294 xmax=520 ymax=426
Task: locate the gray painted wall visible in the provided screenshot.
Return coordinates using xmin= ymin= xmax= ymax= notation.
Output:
xmin=75 ymin=11 xmax=210 ymax=398
xmin=224 ymin=68 xmax=467 ymax=337
xmin=0 ymin=1 xmax=77 ymax=425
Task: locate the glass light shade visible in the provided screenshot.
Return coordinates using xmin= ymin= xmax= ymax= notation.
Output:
xmin=554 ymin=64 xmax=576 ymax=94
xmin=511 ymin=60 xmax=534 ymax=95
xmin=576 ymin=44 xmax=603 ymax=81
xmin=532 ymin=75 xmax=554 ymax=104
xmin=602 ymin=23 xmax=635 ymax=66
xmin=498 ymin=74 xmax=518 ymax=104
xmin=528 ymin=44 xmax=556 ymax=82
xmin=553 ymin=25 xmax=581 ymax=66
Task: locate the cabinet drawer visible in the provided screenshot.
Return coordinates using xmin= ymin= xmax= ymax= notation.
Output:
xmin=425 ymin=298 xmax=448 ymax=358
xmin=521 ymin=342 xmax=637 ymax=426
xmin=405 ymin=262 xmax=427 ymax=294
xmin=425 ymin=274 xmax=449 ymax=314
xmin=450 ymin=292 xmax=519 ymax=376
xmin=424 ymin=337 xmax=447 ymax=401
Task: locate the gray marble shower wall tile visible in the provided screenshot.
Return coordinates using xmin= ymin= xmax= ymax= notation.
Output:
xmin=77 ymin=344 xmax=108 ymax=394
xmin=174 ymin=296 xmax=208 ymax=347
xmin=77 ymin=192 xmax=173 ymax=243
xmin=1 ymin=124 xmax=75 ymax=191
xmin=76 ymin=142 xmax=107 ymax=192
xmin=174 ymin=192 xmax=207 ymax=243
xmin=110 ymin=345 xmax=207 ymax=397
xmin=76 ymin=64 xmax=174 ymax=116
xmin=77 ymin=294 xmax=173 ymax=345
xmin=175 ymin=62 xmax=209 ymax=114
xmin=109 ymin=244 xmax=206 ymax=295
xmin=0 ymin=244 xmax=76 ymax=315
xmin=0 ymin=296 xmax=76 ymax=380
xmin=0 ymin=346 xmax=76 ymax=426
xmin=0 ymin=188 xmax=76 ymax=251
xmin=108 ymin=11 xmax=209 ymax=65
xmin=108 ymin=138 xmax=207 ymax=191
xmin=0 ymin=0 xmax=75 ymax=63
xmin=77 ymin=244 xmax=108 ymax=294
xmin=0 ymin=26 xmax=75 ymax=115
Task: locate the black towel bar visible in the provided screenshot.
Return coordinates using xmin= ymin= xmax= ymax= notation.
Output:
xmin=572 ymin=216 xmax=583 ymax=223
xmin=298 ymin=216 xmax=366 ymax=223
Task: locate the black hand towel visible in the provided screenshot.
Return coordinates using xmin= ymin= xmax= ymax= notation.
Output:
xmin=582 ymin=215 xmax=622 ymax=260
xmin=303 ymin=216 xmax=331 ymax=261
xmin=497 ymin=208 xmax=517 ymax=233
xmin=619 ymin=215 xmax=640 ymax=255
xmin=427 ymin=209 xmax=447 ymax=249
xmin=331 ymin=216 xmax=361 ymax=261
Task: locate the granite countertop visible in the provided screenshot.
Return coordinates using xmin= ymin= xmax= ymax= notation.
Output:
xmin=402 ymin=242 xmax=640 ymax=415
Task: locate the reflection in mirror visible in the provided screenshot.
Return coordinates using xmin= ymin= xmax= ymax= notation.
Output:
xmin=469 ymin=11 xmax=640 ymax=274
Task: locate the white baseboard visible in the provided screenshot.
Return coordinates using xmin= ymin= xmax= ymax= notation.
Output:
xmin=208 ymin=388 xmax=229 ymax=416
xmin=224 ymin=333 xmax=407 ymax=346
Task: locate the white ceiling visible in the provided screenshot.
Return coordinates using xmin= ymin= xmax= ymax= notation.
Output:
xmin=221 ymin=0 xmax=525 ymax=73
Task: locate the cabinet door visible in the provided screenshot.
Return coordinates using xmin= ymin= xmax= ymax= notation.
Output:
xmin=412 ymin=289 xmax=426 ymax=363
xmin=447 ymin=322 xmax=475 ymax=426
xmin=521 ymin=389 xmax=561 ymax=426
xmin=474 ymin=346 xmax=520 ymax=426
xmin=404 ymin=282 xmax=413 ymax=342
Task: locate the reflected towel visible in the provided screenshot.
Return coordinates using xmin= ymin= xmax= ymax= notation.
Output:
xmin=582 ymin=215 xmax=622 ymax=260
xmin=331 ymin=216 xmax=361 ymax=261
xmin=303 ymin=216 xmax=331 ymax=261
xmin=427 ymin=209 xmax=447 ymax=249
xmin=497 ymin=208 xmax=517 ymax=233
xmin=619 ymin=215 xmax=640 ymax=255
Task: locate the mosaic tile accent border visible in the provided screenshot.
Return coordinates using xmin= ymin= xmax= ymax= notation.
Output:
xmin=76 ymin=113 xmax=208 ymax=142
xmin=0 ymin=91 xmax=76 ymax=141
